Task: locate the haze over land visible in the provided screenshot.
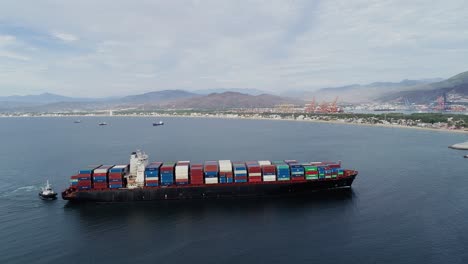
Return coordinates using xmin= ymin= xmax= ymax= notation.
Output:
xmin=0 ymin=70 xmax=467 ymax=112
xmin=1 ymin=1 xmax=468 ymax=97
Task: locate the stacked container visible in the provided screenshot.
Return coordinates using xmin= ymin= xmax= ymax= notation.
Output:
xmin=93 ymin=165 xmax=114 ymax=189
xmin=246 ymin=161 xmax=262 ymax=182
xmin=145 ymin=162 xmax=162 ymax=187
xmin=108 ymin=164 xmax=128 ymax=188
xmin=204 ymin=161 xmax=218 ymax=184
xmin=219 ymin=160 xmax=233 ymax=184
xmin=160 ymin=162 xmax=176 ymax=186
xmin=303 ymin=165 xmax=319 ymax=180
xmin=190 ymin=163 xmax=204 ymax=185
xmin=289 ymin=163 xmax=305 ymax=181
xmin=261 ymin=164 xmax=276 ymax=182
xmin=325 ymin=167 xmax=332 ymax=179
xmin=272 ymin=161 xmax=290 ymax=181
xmin=337 ymin=168 xmax=344 ymax=178
xmin=322 ymin=162 xmax=341 ymax=179
xmin=233 ymin=162 xmax=248 ymax=183
xmin=70 ymin=175 xmax=79 ymax=186
xmin=317 ymin=166 xmax=326 ymax=180
xmin=175 ymin=161 xmax=190 ymax=185
xmin=77 ymin=165 xmax=101 ymax=190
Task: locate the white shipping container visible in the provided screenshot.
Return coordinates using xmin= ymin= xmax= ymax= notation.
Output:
xmin=94 ymin=168 xmax=111 ymax=174
xmin=234 ymin=170 xmax=247 ymax=174
xmin=219 ymin=160 xmax=232 ymax=172
xmin=258 ymin=160 xmax=271 ymax=166
xmin=205 ymin=178 xmax=218 ymax=184
xmin=176 ymin=164 xmax=189 ymax=180
xmin=263 ymin=175 xmax=276 ymax=181
xmin=248 ymin=173 xmax=262 ymax=177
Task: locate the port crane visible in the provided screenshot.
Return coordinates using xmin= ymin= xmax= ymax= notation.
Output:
xmin=305 ymin=97 xmax=342 ymax=113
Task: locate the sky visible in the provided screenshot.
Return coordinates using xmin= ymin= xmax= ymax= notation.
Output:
xmin=0 ymin=0 xmax=467 ymax=97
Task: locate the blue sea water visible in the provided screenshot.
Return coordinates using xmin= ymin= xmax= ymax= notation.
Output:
xmin=0 ymin=117 xmax=467 ymax=264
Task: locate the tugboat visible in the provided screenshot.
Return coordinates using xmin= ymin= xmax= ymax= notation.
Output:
xmin=153 ymin=121 xmax=164 ymax=126
xmin=39 ymin=180 xmax=57 ymax=200
xmin=98 ymin=122 xmax=107 ymax=126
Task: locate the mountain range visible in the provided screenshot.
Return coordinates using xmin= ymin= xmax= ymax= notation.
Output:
xmin=377 ymin=71 xmax=468 ymax=104
xmin=0 ymin=90 xmax=302 ymax=112
xmin=284 ymin=78 xmax=443 ymax=103
xmin=1 ymin=70 xmax=468 ymax=112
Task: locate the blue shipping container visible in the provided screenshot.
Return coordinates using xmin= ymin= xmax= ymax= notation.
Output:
xmin=93 ymin=179 xmax=106 ymax=183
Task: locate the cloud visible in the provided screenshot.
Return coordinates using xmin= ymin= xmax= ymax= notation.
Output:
xmin=0 ymin=34 xmax=30 ymax=61
xmin=0 ymin=0 xmax=467 ymax=96
xmin=51 ymin=31 xmax=78 ymax=42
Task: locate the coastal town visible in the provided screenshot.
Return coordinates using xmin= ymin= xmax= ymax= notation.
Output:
xmin=2 ymin=109 xmax=467 ymax=133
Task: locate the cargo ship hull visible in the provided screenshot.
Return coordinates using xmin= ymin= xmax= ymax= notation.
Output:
xmin=62 ymin=175 xmax=356 ymax=202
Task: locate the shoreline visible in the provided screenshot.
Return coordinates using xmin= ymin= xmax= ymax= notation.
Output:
xmin=2 ymin=114 xmax=468 ymax=134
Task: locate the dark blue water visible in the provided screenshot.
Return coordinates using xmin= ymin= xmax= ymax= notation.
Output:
xmin=1 ymin=117 xmax=467 ymax=264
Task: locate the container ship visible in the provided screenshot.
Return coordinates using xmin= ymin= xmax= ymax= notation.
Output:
xmin=62 ymin=151 xmax=358 ymax=202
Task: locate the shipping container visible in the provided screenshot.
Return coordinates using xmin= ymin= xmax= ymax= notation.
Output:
xmin=246 ymin=162 xmax=262 ymax=183
xmin=190 ymin=163 xmax=204 ymax=185
xmin=276 ymin=163 xmax=291 ymax=181
xmin=258 ymin=160 xmax=271 ymax=166
xmin=110 ymin=164 xmax=129 ymax=174
xmin=175 ymin=161 xmax=189 ymax=185
xmin=160 ymin=163 xmax=175 ymax=186
xmin=205 ymin=177 xmax=218 ymax=184
xmin=93 ymin=165 xmax=114 ymax=174
xmin=79 ymin=165 xmax=102 ymax=175
xmin=262 ymin=164 xmax=277 ymax=182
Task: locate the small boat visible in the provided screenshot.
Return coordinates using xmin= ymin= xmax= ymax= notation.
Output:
xmin=464 ymin=155 xmax=468 ymax=158
xmin=39 ymin=180 xmax=57 ymax=200
xmin=74 ymin=120 xmax=81 ymax=123
xmin=153 ymin=121 xmax=164 ymax=126
xmin=98 ymin=122 xmax=107 ymax=126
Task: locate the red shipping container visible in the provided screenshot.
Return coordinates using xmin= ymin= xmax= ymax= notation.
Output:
xmin=93 ymin=183 xmax=108 ymax=189
xmin=93 ymin=173 xmax=107 ymax=177
xmin=248 ymin=176 xmax=262 ymax=182
xmin=78 ymin=180 xmax=92 ymax=186
xmin=146 ymin=179 xmax=159 ymax=183
xmin=108 ymin=172 xmax=123 ymax=178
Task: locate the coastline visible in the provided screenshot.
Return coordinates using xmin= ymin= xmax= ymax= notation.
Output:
xmin=3 ymin=113 xmax=468 ymax=134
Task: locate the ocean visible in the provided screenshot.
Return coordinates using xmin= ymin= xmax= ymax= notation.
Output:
xmin=0 ymin=117 xmax=467 ymax=264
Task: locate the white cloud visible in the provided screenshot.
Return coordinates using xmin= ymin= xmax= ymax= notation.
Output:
xmin=52 ymin=31 xmax=79 ymax=42
xmin=0 ymin=34 xmax=30 ymax=61
xmin=0 ymin=0 xmax=467 ymax=96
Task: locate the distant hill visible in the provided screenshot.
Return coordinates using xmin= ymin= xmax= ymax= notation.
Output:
xmin=0 ymin=92 xmax=88 ymax=104
xmin=379 ymin=71 xmax=468 ymax=104
xmin=119 ymin=90 xmax=198 ymax=104
xmin=285 ymin=79 xmax=442 ymax=103
xmin=161 ymin=92 xmax=303 ymax=109
xmin=193 ymin=88 xmax=268 ymax=96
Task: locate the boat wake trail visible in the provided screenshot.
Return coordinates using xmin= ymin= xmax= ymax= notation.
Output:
xmin=0 ymin=185 xmax=37 ymax=197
